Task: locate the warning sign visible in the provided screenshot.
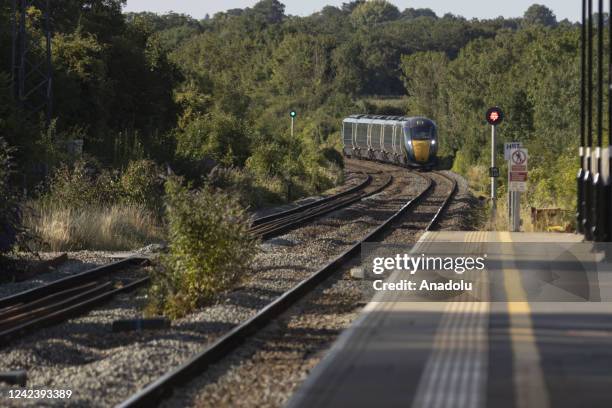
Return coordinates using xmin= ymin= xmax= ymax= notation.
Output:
xmin=504 ymin=142 xmax=522 ymax=160
xmin=509 ymin=172 xmax=527 ymax=182
xmin=509 ymin=148 xmax=528 ymax=192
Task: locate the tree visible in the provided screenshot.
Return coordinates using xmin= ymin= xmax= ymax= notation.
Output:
xmin=350 ymin=0 xmax=400 ymax=26
xmin=52 ymin=0 xmax=127 ymax=43
xmin=270 ymin=34 xmax=334 ymax=101
xmin=320 ymin=5 xmax=343 ymax=19
xmin=401 ymin=8 xmax=437 ymax=20
xmin=176 ymin=111 xmax=251 ymax=166
xmin=342 ymin=1 xmax=366 ymax=14
xmin=523 ymin=4 xmax=557 ymax=27
xmin=400 ymin=51 xmax=449 ymax=120
xmin=251 ymin=0 xmax=286 ymax=24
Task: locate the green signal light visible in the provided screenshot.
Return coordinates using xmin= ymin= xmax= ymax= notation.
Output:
xmin=290 ymin=111 xmax=297 ymax=118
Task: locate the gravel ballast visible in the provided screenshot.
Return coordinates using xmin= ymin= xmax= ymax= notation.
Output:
xmin=153 ymin=167 xmax=470 ymax=407
xmin=0 ymin=160 xmax=425 ymax=407
xmin=158 ymin=168 xmax=477 ymax=408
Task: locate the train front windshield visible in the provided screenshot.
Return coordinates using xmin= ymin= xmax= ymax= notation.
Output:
xmin=406 ymin=123 xmax=435 ymax=140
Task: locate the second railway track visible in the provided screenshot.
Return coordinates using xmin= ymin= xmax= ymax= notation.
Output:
xmin=0 ymin=257 xmax=150 ymax=347
xmin=250 ymin=170 xmax=394 ymax=240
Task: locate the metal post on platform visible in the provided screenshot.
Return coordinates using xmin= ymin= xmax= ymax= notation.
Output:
xmin=508 ymin=187 xmax=512 ymax=230
xmin=582 ymin=0 xmax=594 ymax=240
xmin=508 ymin=188 xmax=512 ymax=220
xmin=608 ymin=0 xmax=612 ymax=241
xmin=511 ymin=192 xmax=521 ymax=232
xmin=593 ymin=0 xmax=610 ymax=241
xmin=577 ymin=0 xmax=587 ymax=234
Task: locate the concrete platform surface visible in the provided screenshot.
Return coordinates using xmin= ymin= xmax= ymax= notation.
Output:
xmin=288 ymin=231 xmax=612 ymax=408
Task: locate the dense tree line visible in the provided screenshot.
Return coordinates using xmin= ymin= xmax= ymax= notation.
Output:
xmin=401 ymin=25 xmax=580 ymax=207
xmin=0 ymin=0 xmax=581 ymax=208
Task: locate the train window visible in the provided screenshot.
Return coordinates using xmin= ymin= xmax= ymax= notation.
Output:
xmin=383 ymin=125 xmax=393 ymax=149
xmin=407 ymin=124 xmax=435 ymax=140
xmin=371 ymin=124 xmax=381 ymax=148
xmin=356 ymin=123 xmax=368 ymax=145
xmin=343 ymin=123 xmax=352 ymax=143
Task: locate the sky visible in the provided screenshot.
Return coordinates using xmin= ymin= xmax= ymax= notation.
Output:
xmin=123 ymin=1 xmax=583 ymax=22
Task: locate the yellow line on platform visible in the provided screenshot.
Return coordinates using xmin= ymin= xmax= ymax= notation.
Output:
xmin=498 ymin=231 xmax=550 ymax=408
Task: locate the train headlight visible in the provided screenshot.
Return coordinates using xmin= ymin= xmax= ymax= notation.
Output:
xmin=431 ymin=140 xmax=436 ymax=145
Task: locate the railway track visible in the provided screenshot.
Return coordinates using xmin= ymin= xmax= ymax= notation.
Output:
xmin=0 ymin=161 xmax=459 ymax=406
xmin=0 ymin=257 xmax=150 ymax=346
xmin=424 ymin=171 xmax=458 ymax=231
xmin=118 ymin=166 xmax=458 ymax=408
xmin=0 ymin=166 xmax=391 ymax=348
xmin=250 ymin=171 xmax=393 ymax=240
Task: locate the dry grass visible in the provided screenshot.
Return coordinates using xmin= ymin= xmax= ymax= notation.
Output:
xmin=486 ymin=198 xmax=536 ymax=232
xmin=24 ymin=203 xmax=165 ymax=251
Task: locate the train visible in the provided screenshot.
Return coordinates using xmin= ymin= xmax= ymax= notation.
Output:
xmin=342 ymin=115 xmax=438 ymax=169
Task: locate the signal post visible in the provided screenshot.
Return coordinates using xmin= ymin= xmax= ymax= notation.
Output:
xmin=486 ymin=107 xmax=504 ymax=218
xmin=290 ymin=110 xmax=297 ymax=137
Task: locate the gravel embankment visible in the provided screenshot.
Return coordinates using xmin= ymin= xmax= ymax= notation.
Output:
xmin=438 ymin=170 xmax=484 ymax=231
xmin=159 ymin=169 xmax=476 ymax=408
xmin=0 ymin=160 xmax=423 ymax=407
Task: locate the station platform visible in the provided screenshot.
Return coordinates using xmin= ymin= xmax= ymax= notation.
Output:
xmin=288 ymin=231 xmax=612 ymax=408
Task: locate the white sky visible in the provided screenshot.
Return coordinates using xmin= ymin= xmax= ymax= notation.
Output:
xmin=123 ymin=1 xmax=586 ymax=22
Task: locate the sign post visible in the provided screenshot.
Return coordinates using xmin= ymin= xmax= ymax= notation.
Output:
xmin=486 ymin=107 xmax=504 ymax=217
xmin=504 ymin=142 xmax=522 ymax=221
xmin=508 ymin=147 xmax=528 ymax=232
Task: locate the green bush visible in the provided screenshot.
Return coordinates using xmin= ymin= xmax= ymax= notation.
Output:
xmin=148 ymin=176 xmax=257 ymax=319
xmin=176 ymin=110 xmax=251 ymax=167
xmin=119 ymin=159 xmax=165 ymax=213
xmin=208 ymin=165 xmax=283 ymax=208
xmin=43 ymin=158 xmax=120 ymax=209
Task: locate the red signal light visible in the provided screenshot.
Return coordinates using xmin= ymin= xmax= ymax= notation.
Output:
xmin=486 ymin=107 xmax=504 ymax=125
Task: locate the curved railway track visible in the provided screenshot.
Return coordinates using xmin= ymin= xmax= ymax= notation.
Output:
xmin=424 ymin=171 xmax=458 ymax=231
xmin=250 ymin=171 xmax=393 ymax=240
xmin=118 ymin=166 xmax=458 ymax=408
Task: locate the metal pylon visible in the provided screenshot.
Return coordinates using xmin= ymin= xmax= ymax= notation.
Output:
xmin=10 ymin=0 xmax=52 ymax=124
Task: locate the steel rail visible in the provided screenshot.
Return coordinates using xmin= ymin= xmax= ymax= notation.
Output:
xmin=251 ymin=174 xmax=394 ymax=240
xmin=0 ymin=277 xmax=150 ymax=346
xmin=118 ymin=171 xmax=440 ymax=408
xmin=0 ymin=257 xmax=149 ymax=310
xmin=0 ymin=257 xmax=150 ymax=346
xmin=425 ymin=172 xmax=458 ymax=231
xmin=251 ymin=173 xmax=372 ymax=227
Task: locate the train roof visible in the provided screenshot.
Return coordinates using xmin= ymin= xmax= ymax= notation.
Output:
xmin=343 ymin=115 xmax=435 ymax=125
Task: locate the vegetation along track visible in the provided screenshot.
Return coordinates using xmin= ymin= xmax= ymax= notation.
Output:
xmin=0 ymin=165 xmax=390 ymax=350
xmin=0 ymin=257 xmax=150 ymax=347
xmin=118 ymin=164 xmax=458 ymax=408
